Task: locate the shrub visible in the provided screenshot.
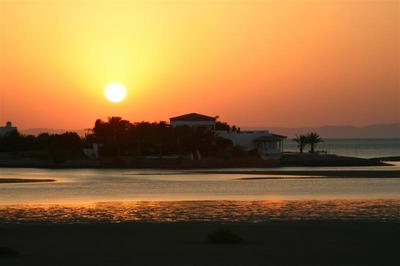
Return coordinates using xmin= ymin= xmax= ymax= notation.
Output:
xmin=207 ymin=227 xmax=243 ymax=244
xmin=0 ymin=246 xmax=19 ymax=257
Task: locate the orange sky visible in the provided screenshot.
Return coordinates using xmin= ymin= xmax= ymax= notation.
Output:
xmin=0 ymin=0 xmax=399 ymax=130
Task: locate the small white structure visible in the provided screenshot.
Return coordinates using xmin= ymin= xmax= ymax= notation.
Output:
xmin=170 ymin=113 xmax=216 ymax=130
xmin=83 ymin=144 xmax=101 ymax=160
xmin=217 ymin=130 xmax=286 ymax=159
xmin=0 ymin=121 xmax=17 ymax=137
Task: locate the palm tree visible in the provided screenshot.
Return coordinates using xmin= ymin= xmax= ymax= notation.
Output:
xmin=293 ymin=134 xmax=307 ymax=153
xmin=306 ymin=132 xmax=323 ymax=153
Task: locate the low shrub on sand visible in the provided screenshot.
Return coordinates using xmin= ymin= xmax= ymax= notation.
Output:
xmin=207 ymin=227 xmax=243 ymax=244
xmin=0 ymin=246 xmax=19 ymax=258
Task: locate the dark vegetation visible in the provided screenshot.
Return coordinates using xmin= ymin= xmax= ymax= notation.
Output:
xmin=0 ymin=131 xmax=83 ymax=162
xmin=90 ymin=117 xmax=237 ymax=157
xmin=0 ymin=117 xmax=240 ymax=161
xmin=207 ymin=227 xmax=244 ymax=244
xmin=293 ymin=132 xmax=323 ymax=153
xmin=1 ymin=118 xmax=387 ymax=168
xmin=0 ymin=246 xmax=19 ymax=258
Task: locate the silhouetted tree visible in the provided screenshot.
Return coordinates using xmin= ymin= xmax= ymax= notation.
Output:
xmin=48 ymin=132 xmax=83 ymax=162
xmin=215 ymin=121 xmax=230 ymax=131
xmin=0 ymin=117 xmax=243 ymax=160
xmin=306 ymin=132 xmax=323 ymax=153
xmin=88 ymin=117 xmax=232 ymax=157
xmin=50 ymin=132 xmax=82 ymax=151
xmin=0 ymin=130 xmax=84 ymax=162
xmin=293 ymin=134 xmax=307 ymax=153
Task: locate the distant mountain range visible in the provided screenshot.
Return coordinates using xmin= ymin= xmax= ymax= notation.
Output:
xmin=20 ymin=122 xmax=400 ymax=139
xmin=247 ymin=123 xmax=400 ymax=139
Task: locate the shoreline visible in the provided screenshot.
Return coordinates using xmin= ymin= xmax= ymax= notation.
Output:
xmin=0 ymin=178 xmax=55 ymax=184
xmin=212 ymin=170 xmax=400 ymax=178
xmin=126 ymin=170 xmax=400 ymax=178
xmin=2 ymin=168 xmax=400 ymax=180
xmin=0 ymin=154 xmax=393 ymax=169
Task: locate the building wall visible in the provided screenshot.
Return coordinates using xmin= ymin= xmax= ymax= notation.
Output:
xmin=216 ymin=130 xmax=271 ymax=151
xmin=83 ymin=144 xmax=100 ymax=160
xmin=0 ymin=122 xmax=17 ymax=137
xmin=171 ymin=120 xmax=215 ymax=128
xmin=217 ymin=130 xmax=283 ymax=159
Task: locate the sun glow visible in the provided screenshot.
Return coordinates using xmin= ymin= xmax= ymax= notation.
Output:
xmin=104 ymin=83 xmax=127 ymax=103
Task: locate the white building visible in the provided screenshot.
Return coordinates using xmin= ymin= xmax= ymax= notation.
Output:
xmin=83 ymin=144 xmax=101 ymax=160
xmin=0 ymin=122 xmax=17 ymax=137
xmin=217 ymin=130 xmax=286 ymax=159
xmin=170 ymin=113 xmax=217 ymax=130
xmin=170 ymin=113 xmax=286 ymax=159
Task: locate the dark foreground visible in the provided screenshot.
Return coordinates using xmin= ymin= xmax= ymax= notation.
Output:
xmin=1 ymin=221 xmax=399 ymax=266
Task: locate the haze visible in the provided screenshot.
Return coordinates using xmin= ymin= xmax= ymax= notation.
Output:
xmin=0 ymin=0 xmax=399 ymax=130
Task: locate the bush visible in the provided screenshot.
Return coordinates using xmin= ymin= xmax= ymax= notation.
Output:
xmin=207 ymin=227 xmax=243 ymax=244
xmin=0 ymin=246 xmax=19 ymax=257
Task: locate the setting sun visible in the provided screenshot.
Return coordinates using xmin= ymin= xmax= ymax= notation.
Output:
xmin=104 ymin=83 xmax=127 ymax=103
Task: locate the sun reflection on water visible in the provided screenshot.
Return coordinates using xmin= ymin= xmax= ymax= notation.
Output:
xmin=0 ymin=199 xmax=399 ymax=224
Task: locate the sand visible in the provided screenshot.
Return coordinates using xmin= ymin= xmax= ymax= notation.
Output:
xmin=1 ymin=221 xmax=399 ymax=266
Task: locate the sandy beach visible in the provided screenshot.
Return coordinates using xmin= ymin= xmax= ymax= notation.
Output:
xmin=1 ymin=221 xmax=399 ymax=266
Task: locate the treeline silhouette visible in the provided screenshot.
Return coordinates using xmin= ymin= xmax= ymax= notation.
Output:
xmin=88 ymin=117 xmax=236 ymax=157
xmin=0 ymin=131 xmax=83 ymax=162
xmin=0 ymin=117 xmax=240 ymax=160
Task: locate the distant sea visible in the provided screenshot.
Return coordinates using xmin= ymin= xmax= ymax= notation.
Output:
xmin=1 ymin=168 xmax=400 ymax=222
xmin=283 ymin=139 xmax=400 ymax=159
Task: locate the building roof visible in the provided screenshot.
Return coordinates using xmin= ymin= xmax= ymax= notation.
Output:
xmin=253 ymin=134 xmax=287 ymax=142
xmin=170 ymin=113 xmax=217 ymax=122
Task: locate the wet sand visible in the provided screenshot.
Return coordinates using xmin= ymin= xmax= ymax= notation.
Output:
xmin=207 ymin=170 xmax=400 ymax=178
xmin=1 ymin=221 xmax=399 ymax=266
xmin=0 ymin=178 xmax=55 ymax=184
xmin=1 ymin=200 xmax=399 ymax=223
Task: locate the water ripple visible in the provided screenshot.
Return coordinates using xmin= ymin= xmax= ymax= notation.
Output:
xmin=0 ymin=199 xmax=399 ymax=224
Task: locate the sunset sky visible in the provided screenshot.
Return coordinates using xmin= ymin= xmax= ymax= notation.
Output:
xmin=0 ymin=0 xmax=399 ymax=130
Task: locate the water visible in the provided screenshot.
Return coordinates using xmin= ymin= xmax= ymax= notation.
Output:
xmin=1 ymin=200 xmax=399 ymax=223
xmin=1 ymin=168 xmax=400 ymax=223
xmin=284 ymin=138 xmax=400 ymax=158
xmin=1 ymin=168 xmax=400 ymax=204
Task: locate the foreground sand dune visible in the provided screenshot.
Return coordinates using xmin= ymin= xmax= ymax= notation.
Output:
xmin=1 ymin=221 xmax=399 ymax=266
